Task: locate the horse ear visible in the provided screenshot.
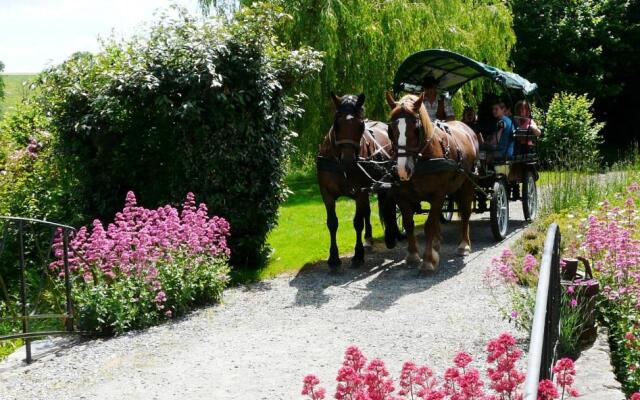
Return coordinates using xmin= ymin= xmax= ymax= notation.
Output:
xmin=331 ymin=92 xmax=341 ymax=108
xmin=385 ymin=91 xmax=396 ymax=109
xmin=413 ymin=92 xmax=425 ymax=111
xmin=356 ymin=93 xmax=365 ymax=109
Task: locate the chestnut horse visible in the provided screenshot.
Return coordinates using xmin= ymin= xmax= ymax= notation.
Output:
xmin=382 ymin=92 xmax=479 ymax=273
xmin=317 ymin=93 xmax=400 ymax=272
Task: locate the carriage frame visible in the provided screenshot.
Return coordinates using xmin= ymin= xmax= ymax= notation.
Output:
xmin=390 ymin=49 xmax=541 ymax=240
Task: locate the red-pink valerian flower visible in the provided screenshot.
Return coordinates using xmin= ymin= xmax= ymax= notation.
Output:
xmin=49 ymin=191 xmax=231 ymax=311
xmin=486 ymin=333 xmax=525 ymax=397
xmin=522 ymin=254 xmax=538 ymax=275
xmin=630 ymin=392 xmax=640 ymax=400
xmin=302 ymin=374 xmax=326 ymax=400
xmin=552 ymin=358 xmax=578 ymax=398
xmin=453 ymin=352 xmax=473 ymax=369
xmin=537 ymin=379 xmax=559 ymax=399
xmin=364 ymin=358 xmax=395 ymax=400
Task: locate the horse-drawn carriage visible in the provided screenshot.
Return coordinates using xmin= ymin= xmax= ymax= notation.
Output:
xmin=317 ymin=49 xmax=541 ymax=272
xmin=390 ymin=49 xmax=541 ymax=241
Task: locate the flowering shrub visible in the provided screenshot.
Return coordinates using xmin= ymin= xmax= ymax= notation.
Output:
xmin=574 ymin=183 xmax=640 ymax=393
xmin=490 ymin=180 xmax=640 ymax=395
xmin=302 ymin=333 xmax=578 ymax=399
xmin=50 ymin=191 xmax=230 ymax=334
xmin=484 ymin=247 xmax=595 ymax=358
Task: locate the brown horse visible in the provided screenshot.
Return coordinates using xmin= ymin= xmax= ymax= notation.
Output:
xmin=317 ymin=93 xmax=400 ymax=272
xmin=382 ymin=92 xmax=479 ymax=273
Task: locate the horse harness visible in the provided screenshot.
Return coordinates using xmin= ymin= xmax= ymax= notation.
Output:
xmin=390 ymin=110 xmax=463 ymax=166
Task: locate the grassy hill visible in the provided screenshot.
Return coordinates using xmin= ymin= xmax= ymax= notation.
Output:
xmin=1 ymin=74 xmax=36 ymax=116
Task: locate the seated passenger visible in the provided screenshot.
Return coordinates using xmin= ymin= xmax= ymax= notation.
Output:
xmin=484 ymin=101 xmax=514 ymax=157
xmin=421 ymin=75 xmax=455 ymax=122
xmin=462 ymin=106 xmax=483 ymax=144
xmin=514 ymin=100 xmax=541 ymax=137
xmin=513 ymin=100 xmax=541 ymax=155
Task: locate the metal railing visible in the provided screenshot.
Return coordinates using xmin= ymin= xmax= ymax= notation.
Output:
xmin=523 ymin=223 xmax=562 ymax=399
xmin=0 ymin=216 xmax=77 ymax=363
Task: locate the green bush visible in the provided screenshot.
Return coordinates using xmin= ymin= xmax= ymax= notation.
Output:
xmin=74 ymin=255 xmax=229 ymax=335
xmin=537 ymin=92 xmax=604 ymax=168
xmin=0 ymin=60 xmax=4 ymax=101
xmin=26 ymin=5 xmax=321 ymax=269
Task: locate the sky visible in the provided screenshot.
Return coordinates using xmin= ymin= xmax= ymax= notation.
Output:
xmin=0 ymin=0 xmax=201 ymax=73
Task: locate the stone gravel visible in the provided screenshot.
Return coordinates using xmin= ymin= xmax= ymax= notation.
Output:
xmin=0 ymin=204 xmax=530 ymax=400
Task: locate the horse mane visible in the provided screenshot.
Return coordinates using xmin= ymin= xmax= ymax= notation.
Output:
xmin=395 ymin=94 xmax=434 ymax=142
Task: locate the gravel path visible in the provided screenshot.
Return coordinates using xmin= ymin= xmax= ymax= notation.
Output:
xmin=0 ymin=203 xmax=529 ymax=400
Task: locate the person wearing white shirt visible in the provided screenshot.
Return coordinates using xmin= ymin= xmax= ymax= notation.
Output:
xmin=422 ymin=75 xmax=455 ymax=122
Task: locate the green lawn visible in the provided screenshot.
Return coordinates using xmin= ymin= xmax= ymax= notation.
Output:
xmin=261 ymin=175 xmax=386 ymax=279
xmin=0 ymin=74 xmax=35 ymax=116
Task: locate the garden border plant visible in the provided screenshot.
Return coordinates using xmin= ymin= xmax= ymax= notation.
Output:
xmin=488 ymin=174 xmax=640 ymax=396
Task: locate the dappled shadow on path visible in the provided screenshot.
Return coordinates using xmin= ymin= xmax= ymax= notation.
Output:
xmin=289 ymin=213 xmax=526 ymax=312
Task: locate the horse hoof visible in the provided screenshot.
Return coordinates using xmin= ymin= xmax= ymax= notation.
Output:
xmin=419 ymin=260 xmax=437 ymax=273
xmin=350 ymin=257 xmax=364 ymax=268
xmin=456 ymin=244 xmax=471 ymax=257
xmin=405 ymin=252 xmax=421 ymax=266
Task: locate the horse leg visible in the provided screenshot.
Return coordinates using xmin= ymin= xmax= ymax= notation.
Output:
xmin=322 ymin=192 xmax=341 ymax=271
xmin=400 ymin=201 xmax=420 ymax=265
xmin=456 ymin=181 xmax=474 ymax=256
xmin=363 ymin=195 xmax=374 ymax=250
xmin=421 ymin=197 xmax=444 ymax=273
xmin=351 ymin=194 xmax=367 ymax=267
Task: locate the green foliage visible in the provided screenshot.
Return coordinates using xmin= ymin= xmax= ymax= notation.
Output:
xmin=27 ymin=5 xmax=321 ymax=269
xmin=511 ymin=0 xmax=640 ymax=146
xmin=0 ymin=75 xmax=35 ymax=116
xmin=537 ymin=92 xmax=603 ymax=169
xmin=73 ymin=253 xmax=229 ymax=335
xmin=270 ymin=0 xmax=516 ymax=165
xmin=0 ymin=61 xmax=4 ymax=101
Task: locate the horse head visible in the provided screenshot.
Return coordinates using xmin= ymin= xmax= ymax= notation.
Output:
xmin=386 ymin=91 xmax=433 ymax=181
xmin=330 ymin=93 xmax=366 ymax=167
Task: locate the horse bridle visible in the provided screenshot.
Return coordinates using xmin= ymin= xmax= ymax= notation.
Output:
xmin=389 ymin=110 xmax=433 ymax=158
xmin=331 ymin=105 xmax=365 ymax=150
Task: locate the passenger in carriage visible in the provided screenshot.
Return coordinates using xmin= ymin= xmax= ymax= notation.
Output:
xmin=485 ymin=100 xmax=514 ymax=158
xmin=421 ymin=75 xmax=455 ymax=122
xmin=514 ymin=100 xmax=541 ymax=153
xmin=462 ymin=106 xmax=483 ymax=144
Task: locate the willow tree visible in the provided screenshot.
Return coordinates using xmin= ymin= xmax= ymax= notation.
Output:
xmin=200 ymin=0 xmax=515 ymax=164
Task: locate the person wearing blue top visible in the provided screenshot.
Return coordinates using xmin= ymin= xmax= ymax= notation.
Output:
xmin=490 ymin=100 xmax=514 ymax=157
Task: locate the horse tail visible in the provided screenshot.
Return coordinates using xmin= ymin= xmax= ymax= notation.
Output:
xmin=377 ymin=190 xmax=399 ymax=249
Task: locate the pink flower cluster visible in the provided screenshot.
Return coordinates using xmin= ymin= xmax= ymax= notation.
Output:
xmin=50 ymin=191 xmax=230 ymax=307
xmin=485 ymin=249 xmax=518 ymax=287
xmin=580 ymin=191 xmax=640 ymax=309
xmin=302 ymin=333 xmax=578 ymax=400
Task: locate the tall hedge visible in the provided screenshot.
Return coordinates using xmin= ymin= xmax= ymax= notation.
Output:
xmin=20 ymin=5 xmax=321 ymax=269
xmin=270 ymin=0 xmax=516 ymax=164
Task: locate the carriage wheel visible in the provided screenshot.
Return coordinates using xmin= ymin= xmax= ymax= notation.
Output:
xmin=440 ymin=195 xmax=454 ymax=224
xmin=522 ymin=170 xmax=538 ymax=221
xmin=490 ymin=179 xmax=509 ymax=241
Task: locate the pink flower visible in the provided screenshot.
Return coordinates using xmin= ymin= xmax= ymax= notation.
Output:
xmin=630 ymin=392 xmax=640 ymax=400
xmin=302 ymin=374 xmax=326 ymax=400
xmin=523 ymin=254 xmax=538 ymax=274
xmin=569 ymin=299 xmax=578 ymax=308
xmin=537 ymin=379 xmax=559 ymax=399
xmin=453 ymin=352 xmax=473 ymax=369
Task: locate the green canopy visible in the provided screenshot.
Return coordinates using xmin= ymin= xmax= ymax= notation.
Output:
xmin=393 ymin=49 xmax=538 ymax=95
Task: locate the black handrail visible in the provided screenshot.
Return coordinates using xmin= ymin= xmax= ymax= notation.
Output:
xmin=524 ymin=223 xmax=562 ymax=398
xmin=0 ymin=217 xmax=77 ymax=363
